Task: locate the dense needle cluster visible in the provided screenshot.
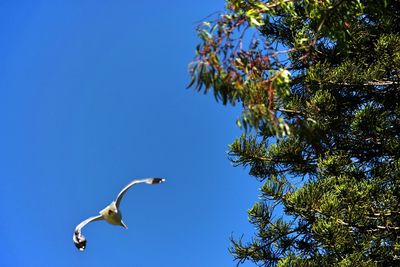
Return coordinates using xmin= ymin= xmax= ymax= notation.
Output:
xmin=190 ymin=1 xmax=400 ymax=266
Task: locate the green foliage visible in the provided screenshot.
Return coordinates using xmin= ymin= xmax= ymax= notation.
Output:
xmin=190 ymin=0 xmax=400 ymax=266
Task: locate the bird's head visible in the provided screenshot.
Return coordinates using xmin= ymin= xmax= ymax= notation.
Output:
xmin=100 ymin=202 xmax=119 ymax=217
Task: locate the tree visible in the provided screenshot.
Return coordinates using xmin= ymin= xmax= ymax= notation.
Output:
xmin=189 ymin=1 xmax=400 ymax=266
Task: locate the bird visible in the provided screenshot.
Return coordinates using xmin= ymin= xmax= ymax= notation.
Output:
xmin=73 ymin=177 xmax=165 ymax=251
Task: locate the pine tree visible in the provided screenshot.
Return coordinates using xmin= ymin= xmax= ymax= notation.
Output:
xmin=189 ymin=1 xmax=400 ymax=266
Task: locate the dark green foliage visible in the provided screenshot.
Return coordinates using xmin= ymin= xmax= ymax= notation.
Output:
xmin=190 ymin=0 xmax=400 ymax=266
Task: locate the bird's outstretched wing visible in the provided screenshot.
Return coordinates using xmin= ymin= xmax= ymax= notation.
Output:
xmin=115 ymin=178 xmax=165 ymax=208
xmin=73 ymin=214 xmax=104 ymax=251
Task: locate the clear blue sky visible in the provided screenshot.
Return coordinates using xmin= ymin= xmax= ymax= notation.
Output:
xmin=0 ymin=1 xmax=260 ymax=266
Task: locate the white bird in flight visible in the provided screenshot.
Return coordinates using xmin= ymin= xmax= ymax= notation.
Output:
xmin=73 ymin=177 xmax=165 ymax=251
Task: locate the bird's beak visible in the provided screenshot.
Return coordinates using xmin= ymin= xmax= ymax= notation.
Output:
xmin=121 ymin=221 xmax=128 ymax=229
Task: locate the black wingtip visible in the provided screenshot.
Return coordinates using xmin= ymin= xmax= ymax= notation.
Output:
xmin=75 ymin=240 xmax=86 ymax=251
xmin=73 ymin=233 xmax=87 ymax=251
xmin=152 ymin=178 xmax=165 ymax=184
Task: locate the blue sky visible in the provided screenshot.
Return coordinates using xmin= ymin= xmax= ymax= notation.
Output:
xmin=0 ymin=1 xmax=261 ymax=266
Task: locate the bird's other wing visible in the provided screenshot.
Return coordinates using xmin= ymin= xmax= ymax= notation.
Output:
xmin=73 ymin=214 xmax=104 ymax=251
xmin=115 ymin=178 xmax=165 ymax=208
